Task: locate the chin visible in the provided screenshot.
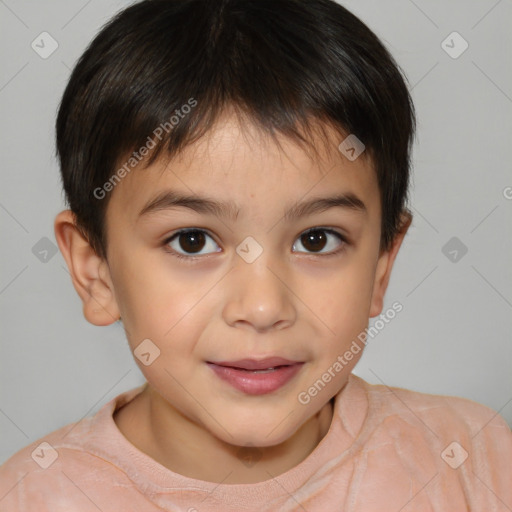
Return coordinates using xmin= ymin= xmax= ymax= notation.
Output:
xmin=212 ymin=418 xmax=302 ymax=449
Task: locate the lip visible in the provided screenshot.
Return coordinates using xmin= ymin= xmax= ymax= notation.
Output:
xmin=208 ymin=357 xmax=301 ymax=371
xmin=206 ymin=360 xmax=305 ymax=395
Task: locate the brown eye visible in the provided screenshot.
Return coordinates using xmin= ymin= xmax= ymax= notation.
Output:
xmin=301 ymin=230 xmax=327 ymax=252
xmin=165 ymin=229 xmax=220 ymax=257
xmin=178 ymin=230 xmax=206 ymax=253
xmin=293 ymin=228 xmax=345 ymax=255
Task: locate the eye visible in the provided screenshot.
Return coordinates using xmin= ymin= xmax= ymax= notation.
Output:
xmin=292 ymin=228 xmax=347 ymax=255
xmin=163 ymin=227 xmax=348 ymax=261
xmin=164 ymin=229 xmax=221 ymax=258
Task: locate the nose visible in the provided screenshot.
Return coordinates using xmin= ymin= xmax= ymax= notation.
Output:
xmin=222 ymin=253 xmax=297 ymax=333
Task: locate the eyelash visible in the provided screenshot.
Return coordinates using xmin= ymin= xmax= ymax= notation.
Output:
xmin=162 ymin=227 xmax=349 ymax=262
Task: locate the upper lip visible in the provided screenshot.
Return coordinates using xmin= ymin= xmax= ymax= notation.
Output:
xmin=207 ymin=357 xmax=303 ymax=370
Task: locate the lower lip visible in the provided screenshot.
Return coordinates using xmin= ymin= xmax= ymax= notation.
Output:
xmin=206 ymin=363 xmax=304 ymax=395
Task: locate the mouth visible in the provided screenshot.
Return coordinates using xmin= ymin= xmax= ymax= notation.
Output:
xmin=207 ymin=357 xmax=303 ymax=371
xmin=206 ymin=357 xmax=305 ymax=395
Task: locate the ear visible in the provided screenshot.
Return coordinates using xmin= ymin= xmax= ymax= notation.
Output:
xmin=54 ymin=210 xmax=120 ymax=326
xmin=369 ymin=212 xmax=412 ymax=318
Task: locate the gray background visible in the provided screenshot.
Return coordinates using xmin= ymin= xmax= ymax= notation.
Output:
xmin=1 ymin=0 xmax=511 ymax=465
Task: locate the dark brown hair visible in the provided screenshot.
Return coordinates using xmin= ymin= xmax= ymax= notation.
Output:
xmin=56 ymin=0 xmax=416 ymax=258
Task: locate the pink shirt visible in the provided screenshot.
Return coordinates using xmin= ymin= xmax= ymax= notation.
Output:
xmin=1 ymin=374 xmax=511 ymax=511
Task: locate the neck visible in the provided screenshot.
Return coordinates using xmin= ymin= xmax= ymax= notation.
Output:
xmin=115 ymin=385 xmax=334 ymax=484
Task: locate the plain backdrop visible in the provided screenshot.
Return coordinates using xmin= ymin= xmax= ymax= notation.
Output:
xmin=1 ymin=0 xmax=511 ymax=465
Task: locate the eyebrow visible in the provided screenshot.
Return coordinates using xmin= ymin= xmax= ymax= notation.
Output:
xmin=137 ymin=190 xmax=367 ymax=221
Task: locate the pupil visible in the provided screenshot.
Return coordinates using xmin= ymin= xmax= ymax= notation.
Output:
xmin=180 ymin=231 xmax=205 ymax=253
xmin=302 ymin=230 xmax=327 ymax=252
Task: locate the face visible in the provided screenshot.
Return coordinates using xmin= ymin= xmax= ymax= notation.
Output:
xmin=91 ymin=114 xmax=395 ymax=447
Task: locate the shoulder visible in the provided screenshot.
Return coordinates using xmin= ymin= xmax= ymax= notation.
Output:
xmin=338 ymin=376 xmax=512 ymax=508
xmin=0 ymin=386 xmax=147 ymax=511
xmin=360 ymin=376 xmax=511 ymax=438
xmin=0 ymin=422 xmax=114 ymax=511
xmin=352 ymin=375 xmax=512 ymax=473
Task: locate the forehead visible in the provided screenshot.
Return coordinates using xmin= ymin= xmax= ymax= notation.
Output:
xmin=106 ymin=113 xmax=380 ymax=223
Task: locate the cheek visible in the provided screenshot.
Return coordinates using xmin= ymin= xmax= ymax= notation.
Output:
xmin=307 ymin=259 xmax=374 ymax=339
xmin=112 ymin=251 xmax=216 ymax=353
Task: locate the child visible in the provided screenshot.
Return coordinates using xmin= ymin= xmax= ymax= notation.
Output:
xmin=1 ymin=0 xmax=510 ymax=510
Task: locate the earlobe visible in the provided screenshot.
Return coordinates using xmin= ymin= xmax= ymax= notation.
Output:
xmin=54 ymin=210 xmax=120 ymax=326
xmin=369 ymin=212 xmax=412 ymax=318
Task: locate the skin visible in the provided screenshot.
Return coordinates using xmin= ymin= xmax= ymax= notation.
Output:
xmin=54 ymin=111 xmax=411 ymax=484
